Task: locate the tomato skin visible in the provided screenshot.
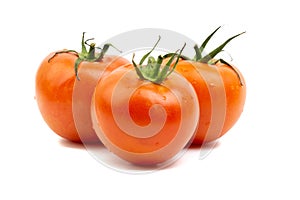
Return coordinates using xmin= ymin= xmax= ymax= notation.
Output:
xmin=35 ymin=52 xmax=129 ymax=142
xmin=91 ymin=64 xmax=199 ymax=165
xmin=175 ymin=60 xmax=246 ymax=144
xmin=36 ymin=53 xmax=77 ymax=141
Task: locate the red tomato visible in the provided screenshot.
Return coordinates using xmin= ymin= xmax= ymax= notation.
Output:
xmin=175 ymin=60 xmax=246 ymax=144
xmin=91 ymin=41 xmax=199 ymax=165
xmin=91 ymin=64 xmax=199 ymax=165
xmin=35 ymin=33 xmax=129 ymax=143
xmin=173 ymin=26 xmax=246 ymax=144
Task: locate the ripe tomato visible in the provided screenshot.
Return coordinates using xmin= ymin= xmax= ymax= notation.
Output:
xmin=35 ymin=33 xmax=129 ymax=143
xmin=91 ymin=65 xmax=199 ymax=165
xmin=91 ymin=40 xmax=199 ymax=165
xmin=175 ymin=61 xmax=246 ymax=144
xmin=173 ymin=26 xmax=246 ymax=144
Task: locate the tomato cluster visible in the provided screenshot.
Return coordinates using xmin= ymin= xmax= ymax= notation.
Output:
xmin=35 ymin=28 xmax=246 ymax=166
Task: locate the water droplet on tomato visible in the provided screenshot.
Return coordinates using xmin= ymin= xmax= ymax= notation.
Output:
xmin=209 ymin=83 xmax=216 ymax=88
xmin=182 ymin=97 xmax=188 ymax=103
xmin=180 ymin=68 xmax=189 ymax=73
xmin=230 ymin=85 xmax=239 ymax=90
xmin=192 ymin=80 xmax=198 ymax=85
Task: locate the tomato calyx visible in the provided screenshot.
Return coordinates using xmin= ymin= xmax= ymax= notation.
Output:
xmin=160 ymin=26 xmax=243 ymax=86
xmin=192 ymin=27 xmax=245 ymax=86
xmin=132 ymin=36 xmax=186 ymax=85
xmin=193 ymin=26 xmax=245 ymax=63
xmin=48 ymin=32 xmax=121 ymax=80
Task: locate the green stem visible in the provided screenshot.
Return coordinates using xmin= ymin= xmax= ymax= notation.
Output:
xmin=200 ymin=31 xmax=246 ymax=63
xmin=219 ymin=59 xmax=244 ymax=86
xmin=95 ymin=43 xmax=122 ymax=62
xmin=188 ymin=27 xmax=245 ymax=86
xmin=86 ymin=43 xmax=96 ymax=60
xmin=164 ymin=42 xmax=186 ymax=78
xmin=195 ymin=26 xmax=222 ymax=60
xmin=48 ymin=50 xmax=78 ymax=63
xmin=81 ymin=32 xmax=88 ymax=54
xmin=194 ymin=44 xmax=202 ymax=61
xmin=132 ymin=37 xmax=186 ymax=85
xmin=162 ymin=53 xmax=190 ymax=60
xmin=74 ymin=58 xmax=83 ymax=81
xmin=139 ymin=36 xmax=161 ymax=65
xmin=48 ymin=32 xmax=121 ymax=80
xmin=132 ymin=53 xmax=145 ymax=79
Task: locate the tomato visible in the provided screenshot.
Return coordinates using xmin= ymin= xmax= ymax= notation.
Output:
xmin=91 ymin=65 xmax=199 ymax=165
xmin=172 ymin=26 xmax=246 ymax=144
xmin=175 ymin=61 xmax=246 ymax=144
xmin=35 ymin=33 xmax=129 ymax=143
xmin=91 ymin=40 xmax=199 ymax=165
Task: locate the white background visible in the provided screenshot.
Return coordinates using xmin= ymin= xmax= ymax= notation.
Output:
xmin=1 ymin=0 xmax=299 ymax=199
